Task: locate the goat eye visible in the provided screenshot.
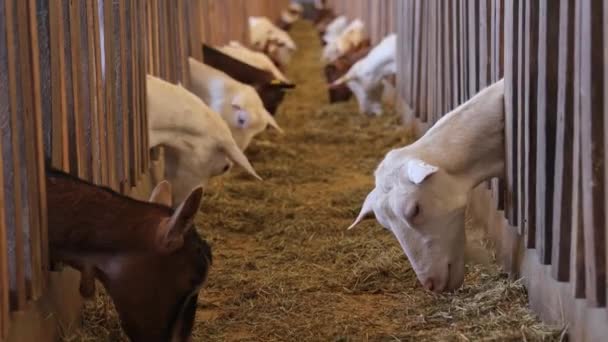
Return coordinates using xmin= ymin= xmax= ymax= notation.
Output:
xmin=405 ymin=203 xmax=420 ymax=222
xmin=412 ymin=204 xmax=420 ymax=217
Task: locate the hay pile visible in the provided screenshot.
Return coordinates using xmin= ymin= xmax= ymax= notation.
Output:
xmin=67 ymin=20 xmax=563 ymax=341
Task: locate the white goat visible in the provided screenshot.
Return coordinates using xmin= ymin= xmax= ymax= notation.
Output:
xmin=349 ymin=79 xmax=505 ymax=293
xmin=188 ymin=57 xmax=283 ymax=151
xmin=330 ymin=34 xmax=396 ymax=116
xmin=249 ymin=16 xmax=297 ymax=68
xmin=146 ymin=75 xmax=261 ymax=204
xmin=322 ymin=15 xmax=348 ymax=45
xmin=321 ymin=18 xmax=366 ymax=63
xmin=220 ymin=41 xmax=292 ymax=83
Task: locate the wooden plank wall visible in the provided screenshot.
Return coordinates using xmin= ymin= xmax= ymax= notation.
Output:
xmin=0 ymin=0 xmax=197 ymax=339
xmin=246 ymin=0 xmax=291 ymax=23
xmin=39 ymin=0 xmax=149 ymax=193
xmin=392 ymin=0 xmax=608 ymax=338
xmin=326 ymin=0 xmax=397 ymax=44
xmin=196 ymin=0 xmax=290 ymax=47
xmin=0 ymin=1 xmax=49 ymax=339
xmin=199 ymin=0 xmax=250 ymax=46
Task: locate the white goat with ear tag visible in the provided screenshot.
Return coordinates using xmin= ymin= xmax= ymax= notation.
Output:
xmin=188 ymin=57 xmax=284 ymax=151
xmin=407 ymin=159 xmax=439 ymax=185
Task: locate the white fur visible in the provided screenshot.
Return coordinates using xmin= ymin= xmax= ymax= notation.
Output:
xmin=321 ymin=19 xmax=366 ymax=63
xmin=322 ymin=16 xmax=348 ymax=45
xmin=332 ymin=34 xmax=397 ymax=116
xmin=188 ymin=58 xmax=282 ymax=151
xmin=249 ymin=16 xmax=297 ymax=68
xmin=221 ymin=41 xmax=291 ymax=83
xmin=349 ymin=80 xmax=505 ymax=293
xmin=281 ymin=10 xmax=299 ymax=25
xmin=288 ymin=2 xmax=303 ymax=14
xmin=146 ymin=75 xmax=261 ymax=204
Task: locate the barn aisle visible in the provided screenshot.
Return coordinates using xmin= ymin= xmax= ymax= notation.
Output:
xmin=190 ymin=21 xmax=560 ymax=341
xmin=70 ymin=21 xmax=559 ymax=342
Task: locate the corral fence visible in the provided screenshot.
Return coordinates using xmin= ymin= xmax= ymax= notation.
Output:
xmin=0 ymin=0 xmax=286 ymax=340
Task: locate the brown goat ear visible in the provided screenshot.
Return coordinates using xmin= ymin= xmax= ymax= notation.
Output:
xmin=159 ymin=187 xmax=203 ymax=253
xmin=149 ymin=180 xmax=172 ymax=207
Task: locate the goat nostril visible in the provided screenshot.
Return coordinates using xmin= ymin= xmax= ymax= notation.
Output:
xmin=423 ymin=278 xmax=435 ymax=292
xmin=222 ymin=164 xmax=231 ymax=173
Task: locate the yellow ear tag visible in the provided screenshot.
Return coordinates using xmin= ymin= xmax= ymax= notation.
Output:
xmin=271 ymin=79 xmax=281 ymax=85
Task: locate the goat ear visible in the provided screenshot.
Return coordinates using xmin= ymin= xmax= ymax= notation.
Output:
xmin=348 ymin=188 xmax=379 ymax=230
xmin=149 ymin=180 xmax=172 ymax=207
xmin=159 ymin=187 xmax=203 ymax=253
xmin=407 ymin=159 xmax=439 ymax=185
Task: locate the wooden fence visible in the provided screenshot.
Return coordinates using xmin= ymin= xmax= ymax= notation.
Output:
xmin=0 ymin=1 xmax=48 ymax=338
xmin=326 ymin=0 xmax=397 ymax=44
xmin=246 ymin=0 xmax=291 ymax=22
xmin=0 ymin=0 xmax=295 ymax=340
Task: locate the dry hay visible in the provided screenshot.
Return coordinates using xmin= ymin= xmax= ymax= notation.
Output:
xmin=67 ymin=20 xmax=564 ymax=341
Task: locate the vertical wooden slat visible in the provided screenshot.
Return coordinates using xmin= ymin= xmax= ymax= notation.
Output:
xmin=139 ymin=0 xmax=149 ymax=173
xmin=443 ymin=0 xmax=452 ymax=114
xmin=425 ymin=0 xmax=435 ymax=122
xmin=522 ymin=0 xmax=538 ymax=247
xmin=468 ymin=0 xmax=479 ymax=96
xmin=452 ymin=0 xmax=460 ymax=107
xmin=128 ymin=0 xmax=139 ymax=186
xmin=478 ymin=0 xmax=490 ymax=89
xmin=3 ymin=0 xmax=28 ymax=309
xmin=104 ymin=0 xmax=117 ymax=190
xmin=93 ymin=0 xmax=111 ymax=185
xmin=580 ymin=0 xmax=606 ymax=308
xmin=461 ymin=0 xmax=469 ymax=100
xmin=0 ymin=0 xmax=10 ymax=332
xmin=68 ymin=0 xmax=85 ymax=178
xmin=16 ymin=0 xmax=43 ymax=299
xmin=551 ymin=0 xmax=575 ymax=281
xmin=417 ymin=0 xmax=428 ymax=121
xmin=118 ymin=0 xmax=130 ymax=192
xmin=0 ymin=146 xmax=7 ymax=337
xmin=571 ymin=0 xmax=586 ymax=301
xmin=49 ymin=0 xmax=69 ymax=170
xmin=412 ymin=0 xmax=422 ymax=117
xmin=536 ymin=0 xmax=559 ymax=265
xmin=188 ymin=0 xmax=203 ymax=61
xmin=503 ymin=0 xmax=519 ymax=226
xmin=28 ymin=0 xmax=49 ymax=286
xmin=86 ymin=1 xmax=102 ymax=184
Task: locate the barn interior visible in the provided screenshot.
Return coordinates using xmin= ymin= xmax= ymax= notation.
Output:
xmin=0 ymin=1 xmax=604 ymax=342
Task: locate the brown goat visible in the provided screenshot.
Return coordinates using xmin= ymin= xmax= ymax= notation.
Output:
xmin=47 ymin=169 xmax=211 ymax=342
xmin=202 ymin=44 xmax=295 ymax=116
xmin=325 ymin=40 xmax=372 ymax=103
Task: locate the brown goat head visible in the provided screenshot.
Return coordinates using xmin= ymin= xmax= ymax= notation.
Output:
xmin=47 ymin=169 xmax=212 ymax=342
xmin=202 ymin=44 xmax=295 ymax=116
xmin=325 ymin=42 xmax=372 ymax=103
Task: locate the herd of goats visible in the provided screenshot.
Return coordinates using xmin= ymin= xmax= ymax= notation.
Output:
xmin=44 ymin=1 xmax=506 ymax=341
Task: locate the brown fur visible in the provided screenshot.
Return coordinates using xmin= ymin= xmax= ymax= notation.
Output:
xmin=325 ymin=40 xmax=372 ymax=103
xmin=47 ymin=169 xmax=211 ymax=342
